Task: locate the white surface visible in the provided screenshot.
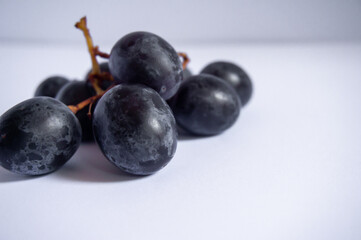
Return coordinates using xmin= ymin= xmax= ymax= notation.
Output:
xmin=0 ymin=42 xmax=361 ymax=240
xmin=1 ymin=0 xmax=361 ymax=44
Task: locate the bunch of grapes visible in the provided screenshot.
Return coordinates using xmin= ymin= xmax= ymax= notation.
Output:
xmin=0 ymin=17 xmax=253 ymax=176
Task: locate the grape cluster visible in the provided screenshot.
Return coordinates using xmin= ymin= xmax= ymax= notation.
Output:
xmin=0 ymin=17 xmax=253 ymax=176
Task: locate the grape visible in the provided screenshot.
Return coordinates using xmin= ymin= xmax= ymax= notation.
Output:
xmin=85 ymin=62 xmax=113 ymax=90
xmin=201 ymin=61 xmax=253 ymax=106
xmin=56 ymin=81 xmax=95 ymax=142
xmin=183 ymin=68 xmax=192 ymax=80
xmin=34 ymin=76 xmax=69 ymax=98
xmin=109 ymin=31 xmax=183 ymax=100
xmin=169 ymin=74 xmax=241 ymax=136
xmin=92 ymin=84 xmax=177 ymax=175
xmin=0 ymin=97 xmax=82 ymax=175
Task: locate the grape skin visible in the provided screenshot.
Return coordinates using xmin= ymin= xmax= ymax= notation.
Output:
xmin=201 ymin=61 xmax=253 ymax=106
xmin=170 ymin=74 xmax=241 ymax=136
xmin=0 ymin=97 xmax=82 ymax=175
xmin=56 ymin=81 xmax=95 ymax=142
xmin=109 ymin=31 xmax=183 ymax=100
xmin=92 ymin=84 xmax=177 ymax=175
xmin=34 ymin=76 xmax=69 ymax=98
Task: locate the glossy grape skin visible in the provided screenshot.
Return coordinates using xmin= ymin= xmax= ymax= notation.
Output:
xmin=34 ymin=76 xmax=69 ymax=98
xmin=93 ymin=84 xmax=177 ymax=175
xmin=85 ymin=62 xmax=113 ymax=90
xmin=169 ymin=74 xmax=241 ymax=136
xmin=201 ymin=61 xmax=253 ymax=106
xmin=56 ymin=81 xmax=95 ymax=142
xmin=109 ymin=31 xmax=183 ymax=100
xmin=0 ymin=97 xmax=82 ymax=175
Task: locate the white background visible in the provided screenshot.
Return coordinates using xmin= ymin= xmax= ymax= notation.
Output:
xmin=0 ymin=1 xmax=361 ymax=240
xmin=0 ymin=0 xmax=361 ymax=44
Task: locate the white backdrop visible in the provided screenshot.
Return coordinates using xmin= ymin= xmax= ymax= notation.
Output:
xmin=0 ymin=0 xmax=361 ymax=45
xmin=1 ymin=1 xmax=361 ymax=240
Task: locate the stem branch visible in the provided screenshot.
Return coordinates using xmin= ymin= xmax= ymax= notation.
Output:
xmin=68 ymin=84 xmax=115 ymax=115
xmin=178 ymin=52 xmax=190 ymax=70
xmin=94 ymin=46 xmax=110 ymax=59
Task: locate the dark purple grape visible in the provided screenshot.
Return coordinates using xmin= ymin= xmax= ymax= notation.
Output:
xmin=56 ymin=81 xmax=95 ymax=142
xmin=183 ymin=68 xmax=192 ymax=80
xmin=0 ymin=97 xmax=82 ymax=175
xmin=169 ymin=74 xmax=241 ymax=136
xmin=201 ymin=61 xmax=253 ymax=106
xmin=85 ymin=62 xmax=113 ymax=90
xmin=34 ymin=76 xmax=69 ymax=98
xmin=109 ymin=32 xmax=183 ymax=100
xmin=93 ymin=84 xmax=177 ymax=175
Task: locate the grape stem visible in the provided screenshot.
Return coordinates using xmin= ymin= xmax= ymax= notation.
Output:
xmin=68 ymin=84 xmax=115 ymax=115
xmin=75 ymin=17 xmax=104 ymax=95
xmin=68 ymin=94 xmax=102 ymax=115
xmin=94 ymin=46 xmax=110 ymax=59
xmin=89 ymin=71 xmax=113 ymax=83
xmin=71 ymin=16 xmax=114 ymax=116
xmin=178 ymin=52 xmax=190 ymax=70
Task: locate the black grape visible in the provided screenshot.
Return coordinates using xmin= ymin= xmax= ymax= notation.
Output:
xmin=201 ymin=61 xmax=253 ymax=106
xmin=93 ymin=84 xmax=177 ymax=175
xmin=169 ymin=74 xmax=241 ymax=136
xmin=56 ymin=81 xmax=95 ymax=142
xmin=109 ymin=32 xmax=183 ymax=100
xmin=85 ymin=62 xmax=113 ymax=90
xmin=34 ymin=76 xmax=69 ymax=98
xmin=0 ymin=97 xmax=82 ymax=175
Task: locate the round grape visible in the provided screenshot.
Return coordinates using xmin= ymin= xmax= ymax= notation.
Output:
xmin=34 ymin=76 xmax=69 ymax=98
xmin=93 ymin=84 xmax=177 ymax=175
xmin=109 ymin=31 xmax=183 ymax=100
xmin=201 ymin=61 xmax=253 ymax=106
xmin=169 ymin=74 xmax=241 ymax=136
xmin=0 ymin=97 xmax=82 ymax=175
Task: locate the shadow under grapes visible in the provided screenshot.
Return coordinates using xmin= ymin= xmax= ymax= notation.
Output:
xmin=54 ymin=143 xmax=147 ymax=183
xmin=0 ymin=170 xmax=46 ymax=183
xmin=177 ymin=126 xmax=214 ymax=141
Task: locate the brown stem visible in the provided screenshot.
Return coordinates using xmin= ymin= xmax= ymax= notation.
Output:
xmin=89 ymin=72 xmax=114 ymax=83
xmin=87 ymin=100 xmax=95 ymax=118
xmin=68 ymin=94 xmax=103 ymax=114
xmin=75 ymin=17 xmax=103 ymax=95
xmin=75 ymin=17 xmax=100 ymax=74
xmin=68 ymin=84 xmax=115 ymax=115
xmin=94 ymin=46 xmax=110 ymax=59
xmin=178 ymin=52 xmax=190 ymax=70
